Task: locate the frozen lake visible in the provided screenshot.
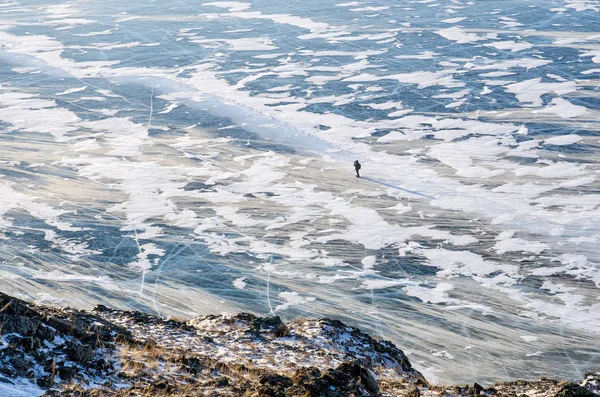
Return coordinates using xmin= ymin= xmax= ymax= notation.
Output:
xmin=0 ymin=0 xmax=599 ymax=385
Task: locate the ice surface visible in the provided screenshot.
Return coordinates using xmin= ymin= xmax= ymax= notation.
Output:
xmin=0 ymin=380 xmax=45 ymax=397
xmin=0 ymin=0 xmax=599 ymax=386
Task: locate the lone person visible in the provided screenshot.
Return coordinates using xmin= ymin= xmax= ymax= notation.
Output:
xmin=354 ymin=160 xmax=361 ymax=177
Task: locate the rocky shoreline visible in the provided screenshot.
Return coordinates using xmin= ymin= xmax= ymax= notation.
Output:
xmin=0 ymin=292 xmax=597 ymax=397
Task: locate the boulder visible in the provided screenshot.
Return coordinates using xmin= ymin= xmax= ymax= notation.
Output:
xmin=336 ymin=361 xmax=379 ymax=395
xmin=65 ymin=342 xmax=95 ymax=363
xmin=259 ymin=373 xmax=293 ymax=389
xmin=554 ymin=383 xmax=596 ymax=397
xmin=250 ymin=315 xmax=284 ymax=335
xmin=473 ymin=382 xmax=484 ymax=395
xmin=289 ymin=362 xmax=380 ymax=397
xmin=0 ymin=295 xmax=39 ymax=317
xmin=257 ymin=385 xmax=287 ymax=397
xmin=0 ymin=315 xmax=41 ymax=336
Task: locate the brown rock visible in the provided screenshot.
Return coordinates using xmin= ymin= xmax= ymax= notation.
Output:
xmin=259 ymin=373 xmax=293 ymax=389
xmin=407 ymin=385 xmax=420 ymax=397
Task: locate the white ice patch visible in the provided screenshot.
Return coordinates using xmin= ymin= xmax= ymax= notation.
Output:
xmin=132 ymin=243 xmax=166 ymax=272
xmin=579 ymin=62 xmax=600 ymax=75
xmin=505 ymin=78 xmax=577 ymax=107
xmin=394 ymin=51 xmax=439 ymax=60
xmin=436 ymin=27 xmax=495 ymax=44
xmin=387 ymin=202 xmax=412 ymax=214
xmin=363 ymin=101 xmax=405 ymax=110
xmin=564 ymin=0 xmax=600 ymax=12
xmin=479 ymin=71 xmax=516 ymax=77
xmin=441 ymin=17 xmax=467 ymax=23
xmin=467 ymin=58 xmax=551 ymax=72
xmin=533 ymin=98 xmax=588 ymax=118
xmin=484 ymin=40 xmax=533 ymax=52
xmin=513 ymin=161 xmax=587 ymax=179
xmin=299 ymin=49 xmax=386 ymax=59
xmin=378 ymin=114 xmax=521 ymax=143
xmin=520 ymin=335 xmax=539 ymax=343
xmin=190 ymin=37 xmax=278 ymax=51
xmin=0 ymin=180 xmax=83 ymax=233
xmin=404 ymin=282 xmax=457 ymax=304
xmin=498 ymin=16 xmax=523 ymax=28
xmin=215 ymin=206 xmax=263 ymax=227
xmin=32 ymin=270 xmax=110 ymax=283
xmin=0 ymin=30 xmax=122 ymax=78
xmin=203 ymin=2 xmax=252 ymax=12
xmin=349 ymin=6 xmax=390 ymax=12
xmin=199 ymin=5 xmax=334 ymax=39
xmin=60 ymin=156 xmax=195 ymax=240
xmin=344 ymin=70 xmax=463 ymax=89
xmin=427 ymin=137 xmax=509 ymax=176
xmin=0 ymin=91 xmax=80 ymax=141
xmin=432 ymin=350 xmax=455 ymax=360
xmin=420 ymin=248 xmax=518 ymax=278
xmin=432 ymin=89 xmax=469 ymax=100
xmin=526 ymin=351 xmax=543 ymax=357
xmin=360 ymin=278 xmax=409 ymax=290
xmin=233 ymin=277 xmax=247 ymax=289
xmin=540 ymin=281 xmax=576 ymax=294
xmin=531 ymin=254 xmax=600 ymax=288
xmin=361 ymin=255 xmax=376 ymax=270
xmin=275 ymin=291 xmax=316 ymax=311
xmin=158 ymin=103 xmax=179 ymax=114
xmin=493 ymin=233 xmax=550 ymax=255
xmin=73 ymin=29 xmax=115 ymax=37
xmin=55 ymin=86 xmax=87 ymax=95
xmin=544 ymin=134 xmax=582 ymax=146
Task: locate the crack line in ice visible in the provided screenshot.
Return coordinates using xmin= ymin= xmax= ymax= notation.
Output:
xmin=266 ymin=254 xmax=276 ymax=316
xmin=151 ymin=241 xmax=189 ymax=319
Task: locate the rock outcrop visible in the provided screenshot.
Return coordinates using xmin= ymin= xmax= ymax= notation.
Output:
xmin=0 ymin=292 xmax=597 ymax=397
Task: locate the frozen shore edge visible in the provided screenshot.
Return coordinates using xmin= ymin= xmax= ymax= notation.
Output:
xmin=0 ymin=291 xmax=597 ymax=397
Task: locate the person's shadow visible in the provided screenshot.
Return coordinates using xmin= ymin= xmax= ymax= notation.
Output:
xmin=361 ymin=177 xmax=437 ymax=200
